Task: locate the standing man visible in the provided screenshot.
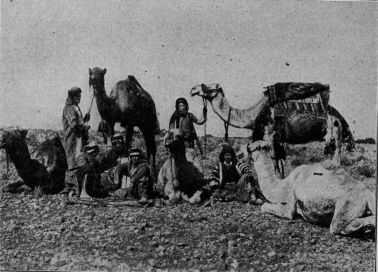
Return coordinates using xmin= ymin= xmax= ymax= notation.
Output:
xmin=62 ymin=87 xmax=90 ymax=170
xmin=169 ymin=97 xmax=207 ymax=149
xmin=169 ymin=97 xmax=207 ymax=171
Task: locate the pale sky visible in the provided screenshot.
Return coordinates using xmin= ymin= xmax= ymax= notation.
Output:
xmin=1 ymin=0 xmax=377 ymax=139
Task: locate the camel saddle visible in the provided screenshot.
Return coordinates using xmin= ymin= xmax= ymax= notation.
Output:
xmin=264 ymin=82 xmax=330 ymax=117
xmin=263 ymin=82 xmax=331 ymax=144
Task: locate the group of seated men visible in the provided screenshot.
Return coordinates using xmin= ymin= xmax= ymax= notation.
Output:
xmin=62 ymin=133 xmax=263 ymax=205
xmin=62 ymin=134 xmax=154 ymax=204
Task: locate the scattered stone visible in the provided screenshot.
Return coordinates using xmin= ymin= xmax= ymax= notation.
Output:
xmin=267 ymin=251 xmax=276 ymax=258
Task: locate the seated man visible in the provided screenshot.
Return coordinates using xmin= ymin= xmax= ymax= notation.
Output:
xmin=209 ymin=144 xmax=263 ymax=203
xmin=114 ymin=148 xmax=154 ymax=204
xmin=62 ymin=133 xmax=129 ymax=198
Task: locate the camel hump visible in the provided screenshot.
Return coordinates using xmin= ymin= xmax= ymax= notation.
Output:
xmin=127 ymin=75 xmax=143 ymax=90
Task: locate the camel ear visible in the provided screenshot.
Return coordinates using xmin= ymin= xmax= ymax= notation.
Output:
xmin=102 ymin=68 xmax=107 ymax=75
xmin=20 ymin=129 xmax=28 ymax=138
xmin=89 ymin=68 xmax=92 ymax=75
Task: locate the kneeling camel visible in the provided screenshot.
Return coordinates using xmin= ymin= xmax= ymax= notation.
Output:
xmin=0 ymin=129 xmax=67 ymax=194
xmin=156 ymin=129 xmax=205 ymax=204
xmin=244 ymin=139 xmax=375 ymax=235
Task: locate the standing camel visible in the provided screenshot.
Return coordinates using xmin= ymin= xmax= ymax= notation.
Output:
xmin=89 ymin=67 xmax=160 ymax=170
xmin=190 ymin=83 xmax=354 ymax=174
xmin=243 ymin=139 xmax=375 ymax=236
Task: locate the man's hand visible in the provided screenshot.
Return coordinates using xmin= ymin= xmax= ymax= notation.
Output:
xmin=83 ymin=113 xmax=91 ymax=123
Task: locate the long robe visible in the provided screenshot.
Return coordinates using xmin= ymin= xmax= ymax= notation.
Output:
xmin=62 ymin=98 xmax=87 ymax=170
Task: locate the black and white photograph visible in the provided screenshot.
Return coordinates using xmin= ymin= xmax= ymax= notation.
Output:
xmin=0 ymin=0 xmax=376 ymax=271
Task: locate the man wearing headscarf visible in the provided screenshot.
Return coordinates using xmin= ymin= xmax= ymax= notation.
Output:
xmin=113 ymin=148 xmax=154 ymax=204
xmin=62 ymin=134 xmax=130 ymax=198
xmin=169 ymin=97 xmax=207 ymax=172
xmin=169 ymin=97 xmax=207 ymax=150
xmin=209 ymin=144 xmax=262 ymax=203
xmin=62 ymin=87 xmax=90 ymax=170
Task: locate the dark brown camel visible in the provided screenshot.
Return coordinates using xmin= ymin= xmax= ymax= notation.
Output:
xmin=156 ymin=129 xmax=206 ymax=204
xmin=89 ymin=67 xmax=160 ymax=171
xmin=0 ymin=129 xmax=67 ymax=194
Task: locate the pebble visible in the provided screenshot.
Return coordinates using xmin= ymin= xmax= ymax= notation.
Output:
xmin=267 ymin=251 xmax=276 ymax=258
xmin=228 ymin=240 xmax=236 ymax=248
xmin=50 ymin=256 xmax=59 ymax=265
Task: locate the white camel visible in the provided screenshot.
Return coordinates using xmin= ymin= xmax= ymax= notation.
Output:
xmin=243 ymin=138 xmax=375 ymax=235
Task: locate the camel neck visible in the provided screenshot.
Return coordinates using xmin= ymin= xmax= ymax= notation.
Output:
xmin=172 ymin=152 xmax=187 ymax=164
xmin=210 ymin=93 xmax=269 ymax=129
xmin=253 ymin=152 xmax=280 ymax=201
xmin=92 ymin=83 xmax=113 ymax=119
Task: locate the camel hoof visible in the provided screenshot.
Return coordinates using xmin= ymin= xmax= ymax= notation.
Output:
xmin=80 ymin=195 xmax=92 ymax=200
xmin=261 ymin=203 xmax=269 ymax=213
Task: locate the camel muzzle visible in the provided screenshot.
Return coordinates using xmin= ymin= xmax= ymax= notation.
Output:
xmin=190 ymin=89 xmax=200 ymax=97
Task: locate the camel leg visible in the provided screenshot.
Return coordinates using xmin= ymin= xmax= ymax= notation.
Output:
xmin=166 ymin=186 xmax=180 ymax=203
xmin=105 ymin=123 xmax=115 ymax=147
xmin=79 ymin=174 xmax=91 ymax=199
xmin=330 ymin=193 xmax=372 ymax=235
xmin=141 ymin=128 xmax=156 ymax=173
xmin=331 ymin=143 xmax=341 ymax=165
xmin=2 ymin=180 xmax=31 ymax=193
xmin=337 ymin=193 xmax=376 ymax=235
xmin=125 ymin=125 xmax=133 ymax=153
xmin=342 ymin=216 xmax=375 ymax=235
xmin=189 ymin=191 xmax=202 ymax=204
xmin=278 ymin=159 xmax=285 ymax=179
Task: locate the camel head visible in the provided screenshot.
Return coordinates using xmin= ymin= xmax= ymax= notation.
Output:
xmin=89 ymin=67 xmax=107 ymax=91
xmin=163 ymin=129 xmax=182 ymax=146
xmin=163 ymin=129 xmax=186 ymax=158
xmin=0 ymin=129 xmax=28 ymax=150
xmin=245 ymin=140 xmax=272 ymax=162
xmin=190 ymin=83 xmax=224 ymax=101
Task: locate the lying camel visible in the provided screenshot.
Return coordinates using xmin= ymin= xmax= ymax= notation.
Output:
xmin=0 ymin=129 xmax=67 ymax=194
xmin=156 ymin=129 xmax=206 ymax=204
xmin=244 ymin=139 xmax=375 ymax=235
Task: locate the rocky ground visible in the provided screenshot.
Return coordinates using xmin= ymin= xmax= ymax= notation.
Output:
xmin=0 ymin=129 xmax=376 ymax=271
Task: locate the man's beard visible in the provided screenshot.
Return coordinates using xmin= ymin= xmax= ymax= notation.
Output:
xmin=179 ymin=109 xmax=188 ymax=115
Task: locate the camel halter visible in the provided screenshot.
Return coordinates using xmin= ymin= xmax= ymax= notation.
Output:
xmin=202 ymin=97 xmax=207 ymax=156
xmin=86 ymin=84 xmax=94 ymax=119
